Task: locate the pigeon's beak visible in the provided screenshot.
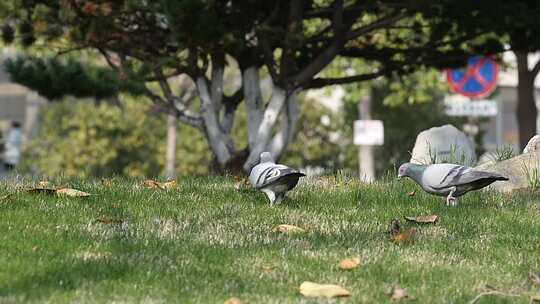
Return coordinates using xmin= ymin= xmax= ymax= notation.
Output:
xmin=397 ymin=174 xmax=403 ymax=180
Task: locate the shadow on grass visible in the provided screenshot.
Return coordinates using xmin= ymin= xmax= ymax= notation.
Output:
xmin=0 ymin=256 xmax=134 ymax=301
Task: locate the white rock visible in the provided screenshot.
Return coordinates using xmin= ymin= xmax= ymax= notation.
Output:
xmin=523 ymin=135 xmax=540 ymax=154
xmin=410 ymin=124 xmax=476 ymax=166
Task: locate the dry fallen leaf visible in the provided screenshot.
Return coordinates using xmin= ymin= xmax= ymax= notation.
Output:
xmin=233 ymin=175 xmax=249 ymax=190
xmin=38 ymin=180 xmax=51 ymax=188
xmin=299 ymin=281 xmax=351 ymax=298
xmin=338 ymin=257 xmax=361 ymax=270
xmin=387 ymin=219 xmax=401 ymax=235
xmin=95 ymin=217 xmax=123 ymax=225
xmin=101 ymin=178 xmax=113 ymax=187
xmin=272 ymin=224 xmax=305 ymax=234
xmin=161 ymin=180 xmax=177 ymax=189
xmin=141 ymin=180 xmax=164 ymax=189
xmin=530 ymin=271 xmax=540 ymax=286
xmin=392 ymin=229 xmax=416 ymax=243
xmin=390 ymin=285 xmax=409 ymax=301
xmin=223 ymin=297 xmax=242 ymax=304
xmin=27 ymin=187 xmax=58 ymax=195
xmin=56 ymin=188 xmax=92 ymax=197
xmin=404 ymin=215 xmax=439 ymax=224
xmin=408 ymin=191 xmax=416 ymax=197
xmin=262 ymin=264 xmax=277 ymax=271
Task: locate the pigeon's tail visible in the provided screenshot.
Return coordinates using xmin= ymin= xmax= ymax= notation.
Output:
xmin=495 ymin=176 xmax=509 ymax=181
xmin=279 ymin=172 xmax=305 ymax=190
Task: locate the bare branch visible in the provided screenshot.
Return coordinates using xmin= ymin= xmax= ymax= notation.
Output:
xmin=304 ymin=70 xmax=387 ymax=89
xmin=143 ymin=88 xmax=203 ymax=129
xmin=346 ymin=13 xmax=406 ymax=40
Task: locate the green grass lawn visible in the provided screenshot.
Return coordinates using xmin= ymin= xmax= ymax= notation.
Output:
xmin=1 ymin=176 xmax=540 ymax=303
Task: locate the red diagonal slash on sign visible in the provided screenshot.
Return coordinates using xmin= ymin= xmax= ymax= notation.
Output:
xmin=454 ymin=57 xmax=490 ymax=90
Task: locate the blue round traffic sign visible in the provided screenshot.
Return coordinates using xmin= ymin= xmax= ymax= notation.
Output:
xmin=446 ymin=56 xmax=499 ymax=99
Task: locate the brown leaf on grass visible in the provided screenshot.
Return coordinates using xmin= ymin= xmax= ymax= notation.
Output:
xmin=161 ymin=180 xmax=177 ymax=189
xmin=27 ymin=186 xmax=90 ymax=197
xmin=223 ymin=297 xmax=242 ymax=304
xmin=530 ymin=271 xmax=540 ymax=286
xmin=233 ymin=175 xmax=249 ymax=190
xmin=392 ymin=229 xmax=416 ymax=243
xmin=387 ymin=219 xmax=401 ymax=235
xmin=338 ymin=257 xmax=361 ymax=270
xmin=141 ymin=180 xmax=164 ymax=189
xmin=408 ymin=191 xmax=416 ymax=197
xmin=56 ymin=188 xmax=92 ymax=197
xmin=27 ymin=187 xmax=57 ymax=195
xmin=390 ymin=285 xmax=409 ymax=301
xmin=272 ymin=224 xmax=305 ymax=234
xmin=262 ymin=264 xmax=277 ymax=271
xmin=299 ymin=281 xmax=351 ymax=298
xmin=95 ymin=217 xmax=123 ymax=225
xmin=101 ymin=178 xmax=113 ymax=187
xmin=141 ymin=180 xmax=176 ymax=190
xmin=38 ymin=180 xmax=51 ymax=188
xmin=404 ymin=215 xmax=439 ymax=224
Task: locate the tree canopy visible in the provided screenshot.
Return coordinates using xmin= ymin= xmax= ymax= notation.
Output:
xmin=1 ymin=0 xmax=510 ymax=171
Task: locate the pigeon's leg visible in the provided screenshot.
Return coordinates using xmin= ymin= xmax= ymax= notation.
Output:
xmin=274 ymin=193 xmax=285 ymax=205
xmin=261 ymin=189 xmax=276 ymax=206
xmin=446 ymin=187 xmax=458 ymax=206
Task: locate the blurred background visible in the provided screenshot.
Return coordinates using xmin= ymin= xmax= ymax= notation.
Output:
xmin=0 ymin=1 xmax=538 ymax=180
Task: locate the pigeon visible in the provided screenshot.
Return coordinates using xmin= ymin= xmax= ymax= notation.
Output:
xmin=249 ymin=152 xmax=305 ymax=206
xmin=397 ymin=162 xmax=509 ymax=206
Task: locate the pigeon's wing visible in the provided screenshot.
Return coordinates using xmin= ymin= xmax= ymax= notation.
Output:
xmin=251 ymin=163 xmax=302 ymax=189
xmin=420 ymin=164 xmax=465 ymax=189
xmin=429 ymin=165 xmax=507 ymax=189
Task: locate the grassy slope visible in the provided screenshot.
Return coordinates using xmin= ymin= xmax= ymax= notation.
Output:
xmin=0 ymin=176 xmax=539 ymax=304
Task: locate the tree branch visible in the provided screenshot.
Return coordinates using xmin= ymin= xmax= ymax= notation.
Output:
xmin=346 ymin=13 xmax=406 ymax=40
xmin=143 ymin=89 xmax=203 ymax=129
xmin=304 ymin=69 xmax=387 ymax=89
xmin=531 ymin=57 xmax=540 ymax=78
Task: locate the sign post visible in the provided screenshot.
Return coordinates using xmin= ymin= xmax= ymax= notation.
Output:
xmin=355 ymin=94 xmax=384 ymax=183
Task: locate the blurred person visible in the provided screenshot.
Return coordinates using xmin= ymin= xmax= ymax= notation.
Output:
xmin=3 ymin=121 xmax=22 ymax=171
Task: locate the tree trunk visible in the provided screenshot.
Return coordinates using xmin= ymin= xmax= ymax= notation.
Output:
xmin=243 ymin=85 xmax=288 ymax=171
xmin=164 ymin=109 xmax=177 ymax=179
xmin=516 ymin=52 xmax=538 ymax=150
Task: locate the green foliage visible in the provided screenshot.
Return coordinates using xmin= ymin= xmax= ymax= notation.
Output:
xmin=521 ymin=158 xmax=540 ymax=189
xmin=20 ymin=97 xmax=212 ymax=177
xmin=4 ymin=56 xmax=146 ymax=100
xmin=490 ymin=145 xmax=515 ymax=162
xmin=282 ymin=98 xmax=346 ymax=170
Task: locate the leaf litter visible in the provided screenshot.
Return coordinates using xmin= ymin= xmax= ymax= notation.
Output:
xmin=299 ymin=281 xmax=351 ymax=298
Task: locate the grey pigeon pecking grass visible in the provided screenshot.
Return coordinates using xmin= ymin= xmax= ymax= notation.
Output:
xmin=249 ymin=152 xmax=305 ymax=206
xmin=397 ymin=162 xmax=509 ymax=206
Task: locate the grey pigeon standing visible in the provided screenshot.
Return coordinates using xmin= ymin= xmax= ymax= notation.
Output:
xmin=397 ymin=162 xmax=508 ymax=206
xmin=249 ymin=152 xmax=305 ymax=206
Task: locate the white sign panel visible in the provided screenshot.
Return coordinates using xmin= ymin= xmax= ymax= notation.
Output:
xmin=444 ymin=97 xmax=498 ymax=117
xmin=354 ymin=120 xmax=384 ymax=146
